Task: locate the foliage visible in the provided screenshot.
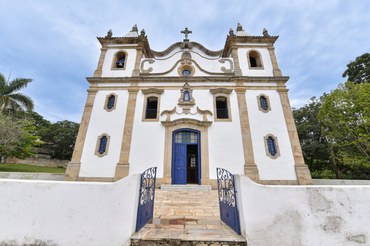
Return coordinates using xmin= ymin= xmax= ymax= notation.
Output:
xmin=0 ymin=163 xmax=65 ymax=173
xmin=0 ymin=73 xmax=34 ymax=115
xmin=0 ymin=113 xmax=41 ymax=161
xmin=342 ymin=53 xmax=370 ymax=84
xmin=293 ymin=96 xmax=334 ymax=177
xmin=318 ymin=82 xmax=370 ymax=161
xmin=37 ymin=120 xmax=79 ymax=160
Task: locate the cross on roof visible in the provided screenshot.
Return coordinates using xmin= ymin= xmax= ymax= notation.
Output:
xmin=181 ymin=27 xmax=192 ymax=40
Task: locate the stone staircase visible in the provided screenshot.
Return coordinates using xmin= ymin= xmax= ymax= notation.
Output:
xmin=131 ymin=186 xmax=247 ymax=245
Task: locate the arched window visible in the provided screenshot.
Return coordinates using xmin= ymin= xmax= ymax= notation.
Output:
xmin=248 ymin=51 xmax=263 ymax=68
xmin=257 ymin=94 xmax=271 ymax=112
xmin=104 ymin=93 xmax=117 ymax=112
xmin=95 ymin=134 xmax=110 ymax=157
xmin=113 ymin=51 xmax=127 ymax=69
xmin=216 ymin=96 xmax=229 ymax=119
xmin=107 ymin=95 xmax=115 ymax=110
xmin=145 ymin=97 xmax=158 ymax=119
xmin=98 ymin=136 xmax=108 ymax=154
xmin=264 ymin=135 xmax=280 ymax=159
xmin=183 ymin=90 xmax=190 ymax=101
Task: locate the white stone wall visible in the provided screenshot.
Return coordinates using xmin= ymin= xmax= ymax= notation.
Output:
xmin=235 ymin=175 xmax=370 ymax=246
xmin=79 ymin=90 xmax=128 ymax=178
xmin=245 ymin=90 xmax=297 ymax=180
xmin=0 ymin=175 xmax=141 ymax=246
xmin=238 ymin=47 xmax=274 ymax=76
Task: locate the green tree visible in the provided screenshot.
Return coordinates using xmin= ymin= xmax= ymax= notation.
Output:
xmin=38 ymin=120 xmax=79 ymax=160
xmin=0 ymin=114 xmax=40 ymax=162
xmin=318 ymin=82 xmax=370 ymax=179
xmin=0 ymin=73 xmax=34 ymax=115
xmin=293 ymin=96 xmax=335 ymax=178
xmin=342 ymin=53 xmax=370 ymax=84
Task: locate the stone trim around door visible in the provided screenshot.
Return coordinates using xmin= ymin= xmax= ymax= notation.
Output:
xmin=161 ymin=119 xmax=211 ymax=186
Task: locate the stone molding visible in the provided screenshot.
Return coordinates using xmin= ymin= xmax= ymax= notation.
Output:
xmin=103 ymin=93 xmax=118 ymax=112
xmin=115 ymin=88 xmax=139 ymax=180
xmin=264 ymin=134 xmax=280 ymax=159
xmin=256 ymin=93 xmax=271 ymax=113
xmin=277 ymin=89 xmax=312 ymax=184
xmin=65 ymin=89 xmax=97 ymax=181
xmin=235 ymin=89 xmax=260 ymax=182
xmin=94 ymin=133 xmax=110 ymax=157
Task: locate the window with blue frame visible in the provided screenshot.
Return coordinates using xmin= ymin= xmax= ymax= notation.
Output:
xmin=265 ymin=135 xmax=279 ymax=158
xmin=107 ymin=95 xmax=115 ymax=110
xmin=258 ymin=94 xmax=271 ymax=112
xmin=260 ymin=96 xmax=268 ymax=111
xmin=95 ymin=134 xmax=110 ymax=156
xmin=183 ymin=90 xmax=190 ymax=101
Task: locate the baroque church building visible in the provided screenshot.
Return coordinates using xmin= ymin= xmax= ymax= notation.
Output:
xmin=65 ymin=24 xmax=312 ymax=186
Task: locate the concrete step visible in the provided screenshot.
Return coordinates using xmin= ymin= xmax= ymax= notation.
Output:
xmin=161 ymin=184 xmax=212 ymax=191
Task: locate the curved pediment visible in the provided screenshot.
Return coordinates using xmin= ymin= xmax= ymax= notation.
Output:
xmin=150 ymin=41 xmax=223 ymax=58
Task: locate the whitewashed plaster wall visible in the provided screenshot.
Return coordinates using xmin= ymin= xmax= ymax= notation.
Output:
xmin=129 ymin=90 xmax=167 ymax=177
xmin=0 ymin=175 xmax=140 ymax=246
xmin=129 ymin=87 xmax=244 ymax=180
xmin=101 ymin=47 xmax=137 ymax=77
xmin=207 ymin=91 xmax=245 ymax=179
xmin=238 ymin=47 xmax=274 ymax=76
xmin=246 ymin=89 xmax=296 ymax=180
xmin=79 ymin=90 xmax=128 ymax=178
xmin=235 ymin=175 xmax=370 ymax=246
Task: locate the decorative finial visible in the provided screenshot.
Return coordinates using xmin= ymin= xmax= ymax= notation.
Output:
xmin=229 ymin=28 xmax=234 ymax=36
xmin=263 ymin=28 xmax=269 ymax=37
xmin=236 ymin=23 xmax=243 ymax=32
xmin=132 ymin=24 xmax=138 ymax=32
xmin=181 ymin=27 xmax=192 ymax=40
xmin=140 ymin=29 xmax=146 ymax=36
xmin=106 ymin=29 xmax=113 ymax=38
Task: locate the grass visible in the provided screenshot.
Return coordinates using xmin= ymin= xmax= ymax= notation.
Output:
xmin=0 ymin=163 xmax=66 ymax=174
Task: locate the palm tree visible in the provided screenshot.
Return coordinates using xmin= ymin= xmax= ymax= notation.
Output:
xmin=0 ymin=73 xmax=34 ymax=115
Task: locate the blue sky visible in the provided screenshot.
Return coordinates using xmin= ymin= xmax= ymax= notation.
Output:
xmin=0 ymin=0 xmax=369 ymax=122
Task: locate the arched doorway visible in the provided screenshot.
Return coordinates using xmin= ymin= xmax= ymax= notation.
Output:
xmin=172 ymin=129 xmax=200 ymax=184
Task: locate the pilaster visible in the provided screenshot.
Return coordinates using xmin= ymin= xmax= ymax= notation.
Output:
xmin=132 ymin=48 xmax=143 ymax=77
xmin=93 ymin=48 xmax=108 ymax=77
xmin=65 ymin=88 xmax=97 ymax=181
xmin=231 ymin=47 xmax=242 ymax=76
xmin=277 ymin=88 xmax=312 ymax=184
xmin=235 ymin=88 xmax=260 ymax=182
xmin=115 ymin=88 xmax=139 ymax=180
xmin=267 ymin=45 xmax=282 ymax=76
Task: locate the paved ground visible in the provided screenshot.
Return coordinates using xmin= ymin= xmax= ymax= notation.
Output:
xmin=132 ymin=188 xmax=246 ymax=243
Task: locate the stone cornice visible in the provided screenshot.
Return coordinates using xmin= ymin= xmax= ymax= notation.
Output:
xmin=86 ymin=76 xmax=289 ymax=84
xmin=222 ymin=35 xmax=279 ymax=57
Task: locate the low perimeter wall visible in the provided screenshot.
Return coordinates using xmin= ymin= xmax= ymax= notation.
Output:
xmin=235 ymin=175 xmax=370 ymax=246
xmin=0 ymin=175 xmax=141 ymax=246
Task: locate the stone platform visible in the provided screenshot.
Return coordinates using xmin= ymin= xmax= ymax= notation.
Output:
xmin=131 ymin=188 xmax=247 ymax=245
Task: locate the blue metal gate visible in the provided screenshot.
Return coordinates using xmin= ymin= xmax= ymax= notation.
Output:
xmin=135 ymin=167 xmax=157 ymax=232
xmin=216 ymin=168 xmax=241 ymax=234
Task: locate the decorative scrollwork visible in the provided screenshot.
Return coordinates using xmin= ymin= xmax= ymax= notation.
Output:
xmin=219 ymin=58 xmax=234 ymax=73
xmin=139 ymin=167 xmax=157 ymax=205
xmin=140 ymin=59 xmax=155 ymax=73
xmin=216 ymin=168 xmax=236 ymax=207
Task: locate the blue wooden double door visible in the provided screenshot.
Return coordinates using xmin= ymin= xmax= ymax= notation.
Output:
xmin=172 ymin=129 xmax=200 ymax=185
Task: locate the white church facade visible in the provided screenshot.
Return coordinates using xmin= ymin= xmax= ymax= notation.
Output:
xmin=65 ymin=24 xmax=312 ymax=186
